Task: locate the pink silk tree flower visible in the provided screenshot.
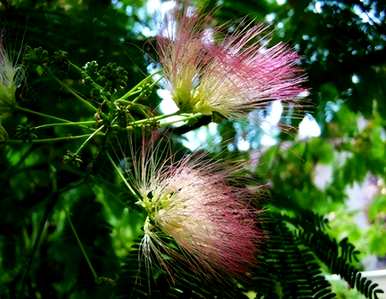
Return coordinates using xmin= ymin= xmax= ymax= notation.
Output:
xmin=132 ymin=151 xmax=261 ymax=278
xmin=157 ymin=7 xmax=307 ymax=118
xmin=0 ymin=42 xmax=22 ymax=117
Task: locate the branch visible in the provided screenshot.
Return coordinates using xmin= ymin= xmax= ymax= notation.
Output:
xmin=169 ymin=115 xmax=212 ymax=135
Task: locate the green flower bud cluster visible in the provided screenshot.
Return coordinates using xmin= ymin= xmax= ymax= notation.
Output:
xmin=83 ymin=60 xmax=128 ymax=97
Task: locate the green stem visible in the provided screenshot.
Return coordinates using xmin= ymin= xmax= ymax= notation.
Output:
xmin=131 ymin=76 xmax=163 ymax=104
xmin=53 ymin=76 xmax=98 ymax=112
xmin=15 ymin=105 xmax=73 ymax=123
xmin=34 ymin=120 xmax=96 ymax=130
xmin=126 ymin=111 xmax=180 ymax=128
xmin=106 ymin=152 xmax=140 ymax=201
xmin=115 ymin=72 xmax=161 ymax=102
xmin=7 ymin=134 xmax=101 ymax=144
xmin=74 ymin=125 xmax=105 ymax=155
xmin=65 ymin=210 xmax=98 ymax=282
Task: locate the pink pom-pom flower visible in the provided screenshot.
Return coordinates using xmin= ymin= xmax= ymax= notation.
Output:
xmin=157 ymin=6 xmax=307 ymax=118
xmin=130 ymin=146 xmax=260 ymax=278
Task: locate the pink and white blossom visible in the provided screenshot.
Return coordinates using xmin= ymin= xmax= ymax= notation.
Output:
xmin=157 ymin=7 xmax=307 ymax=118
xmin=132 ymin=148 xmax=260 ymax=277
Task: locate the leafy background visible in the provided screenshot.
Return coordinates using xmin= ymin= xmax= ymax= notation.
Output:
xmin=0 ymin=0 xmax=385 ymax=298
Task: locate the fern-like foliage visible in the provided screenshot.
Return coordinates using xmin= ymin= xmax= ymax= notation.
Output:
xmin=285 ymin=211 xmax=384 ymax=299
xmin=298 ymin=230 xmax=384 ymax=299
xmin=249 ymin=212 xmax=335 ymax=299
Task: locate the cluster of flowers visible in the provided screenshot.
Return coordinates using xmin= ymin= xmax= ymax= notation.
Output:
xmin=131 ymin=4 xmax=307 ymax=279
xmin=0 ymin=2 xmax=306 ymax=279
